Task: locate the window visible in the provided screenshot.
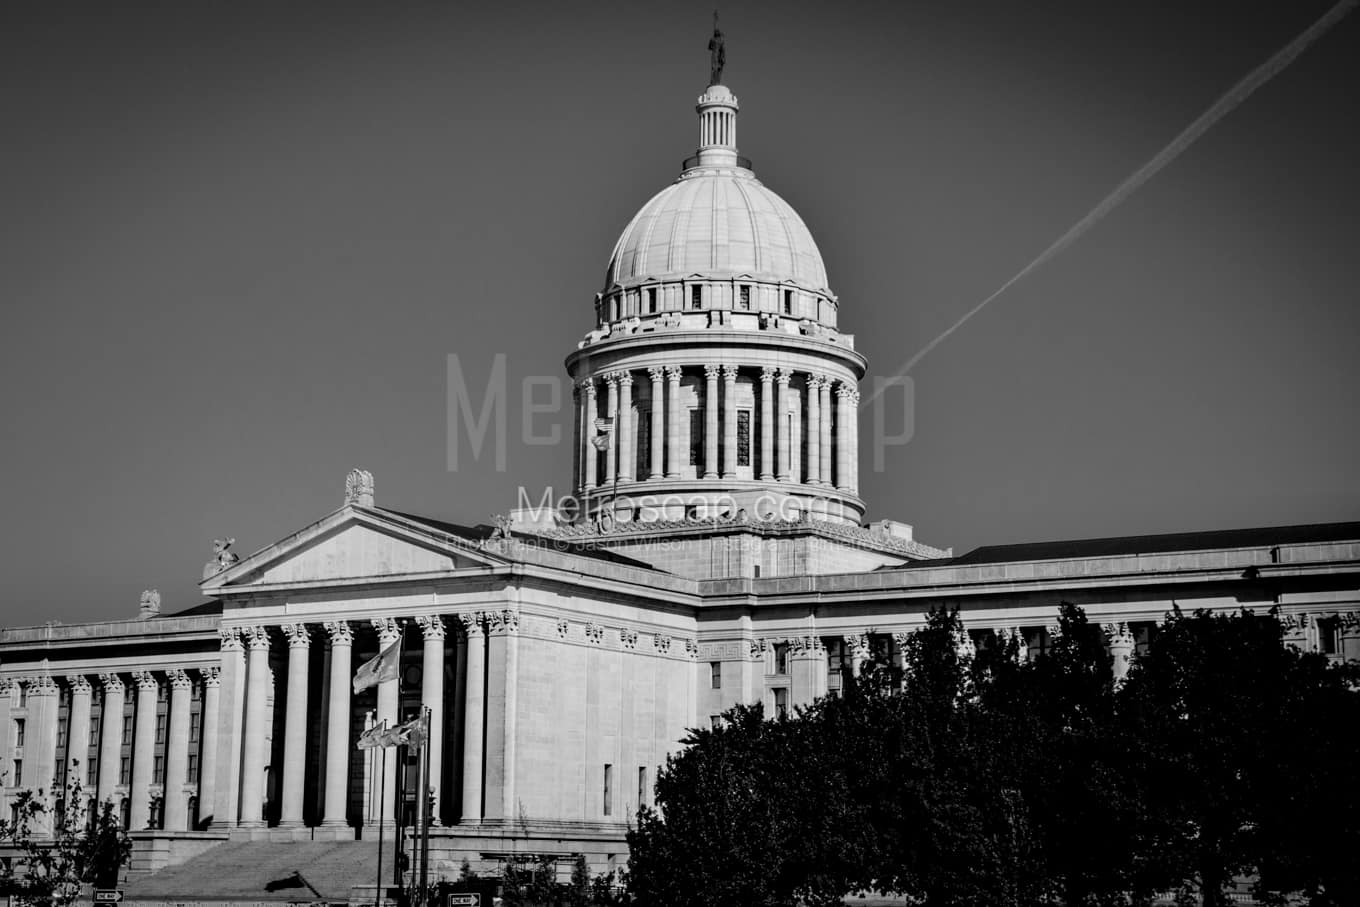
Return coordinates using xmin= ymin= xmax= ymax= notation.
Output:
xmin=636 ymin=412 xmax=651 ymax=479
xmin=691 ymin=285 xmax=703 ymax=309
xmin=709 ymin=661 xmax=722 ymax=689
xmin=153 ymin=755 xmax=164 ymax=784
xmin=1132 ymin=622 xmax=1156 ymax=658
xmin=710 ymin=715 xmax=722 ymax=729
xmin=739 ymin=285 xmax=751 ymax=309
xmin=773 ymin=642 xmax=789 ymax=675
xmin=638 ymin=767 xmax=648 ymax=808
xmin=89 ymin=716 xmax=100 ymax=747
xmin=610 ymin=297 xmax=619 ymax=321
xmin=87 ymin=760 xmax=97 ymax=785
xmin=602 ymin=764 xmax=613 ymax=816
xmin=187 ymin=754 xmax=199 ymax=784
xmin=773 ymin=687 xmax=789 ymax=719
xmin=783 ymin=289 xmax=793 ymax=315
xmin=1320 ymin=617 xmax=1342 ymax=656
xmin=121 ymin=715 xmax=133 ymax=745
xmin=1023 ymin=627 xmax=1052 ymax=661
xmin=647 ymin=287 xmax=657 ymax=313
xmin=869 ymin=633 xmax=898 ymax=667
xmin=119 ymin=756 xmax=131 ymax=785
xmin=17 ymin=685 xmax=26 ymax=707
xmin=688 ymin=409 xmax=703 ymax=466
xmin=57 ymin=717 xmax=67 ymax=749
xmin=736 ymin=410 xmax=751 ymax=466
xmin=189 ymin=713 xmax=201 ymax=743
xmin=12 ymin=760 xmax=22 ymax=786
xmin=825 ymin=638 xmax=849 ymax=691
xmin=14 ymin=719 xmax=24 ymax=748
xmin=155 ymin=714 xmax=166 ymax=745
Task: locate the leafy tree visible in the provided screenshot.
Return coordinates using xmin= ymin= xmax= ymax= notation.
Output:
xmin=0 ymin=764 xmax=132 ymax=905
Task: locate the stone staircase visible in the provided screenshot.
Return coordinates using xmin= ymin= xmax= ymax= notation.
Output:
xmin=121 ymin=839 xmax=401 ymax=903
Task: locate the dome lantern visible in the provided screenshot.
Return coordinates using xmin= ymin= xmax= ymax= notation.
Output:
xmin=695 ymin=85 xmax=739 ymax=169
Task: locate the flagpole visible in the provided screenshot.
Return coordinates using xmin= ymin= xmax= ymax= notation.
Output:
xmin=417 ymin=706 xmax=432 ymax=904
xmin=375 ymin=723 xmax=387 ymax=907
xmin=394 ymin=622 xmax=407 ymax=892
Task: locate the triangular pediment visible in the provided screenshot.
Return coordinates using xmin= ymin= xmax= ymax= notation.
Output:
xmin=202 ymin=507 xmax=502 ymax=591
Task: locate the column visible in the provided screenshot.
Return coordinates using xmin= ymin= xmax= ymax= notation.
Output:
xmin=416 ymin=615 xmax=446 ymax=825
xmin=789 ymin=375 xmax=804 ymax=483
xmin=459 ymin=613 xmax=486 ymax=823
xmin=279 ymin=624 xmax=310 ymax=827
xmin=321 ymin=621 xmax=353 ymax=828
xmin=96 ymin=674 xmax=125 ymax=811
xmin=806 ymin=376 xmax=823 ymax=485
xmin=776 ymin=369 xmax=792 ymax=481
xmin=163 ymin=669 xmax=192 ymax=831
xmin=665 ymin=366 xmax=683 ymax=479
xmin=583 ymin=380 xmax=599 ymax=491
xmin=818 ymin=378 xmax=833 ymax=487
xmin=198 ymin=667 xmax=221 ymax=830
xmin=1104 ymin=623 xmax=1135 ymax=684
xmin=846 ymin=634 xmax=870 ymax=677
xmin=759 ymin=368 xmax=775 ymax=481
xmin=648 ymin=367 xmax=665 ymax=480
xmin=129 ymin=671 xmax=158 ymax=829
xmin=371 ymin=618 xmax=401 ymax=827
xmin=214 ymin=628 xmax=246 ymax=828
xmin=721 ymin=365 xmax=738 ymax=478
xmin=846 ymin=385 xmax=860 ymax=493
xmin=703 ymin=365 xmax=720 ymax=479
xmin=835 ymin=382 xmax=855 ymax=492
xmin=26 ymin=676 xmax=60 ymax=816
xmin=617 ymin=371 xmax=634 ymax=483
xmin=65 ymin=676 xmax=92 ymax=793
xmin=484 ymin=611 xmax=519 ymax=820
xmin=238 ymin=626 xmax=271 ymax=828
xmin=604 ymin=374 xmax=619 ymax=487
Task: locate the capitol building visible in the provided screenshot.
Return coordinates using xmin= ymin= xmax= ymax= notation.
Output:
xmin=2 ymin=59 xmax=1358 ymax=899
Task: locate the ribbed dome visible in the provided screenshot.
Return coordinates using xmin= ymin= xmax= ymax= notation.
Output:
xmin=604 ymin=168 xmax=830 ymax=293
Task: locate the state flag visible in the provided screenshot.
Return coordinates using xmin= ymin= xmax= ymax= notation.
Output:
xmin=356 ymin=723 xmax=387 ymax=750
xmin=390 ymin=712 xmax=429 ymax=748
xmin=353 ymin=637 xmax=400 ymax=694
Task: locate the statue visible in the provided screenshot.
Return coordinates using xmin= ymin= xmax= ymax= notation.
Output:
xmin=708 ymin=11 xmax=726 ymax=86
xmin=203 ymin=538 xmax=240 ymax=579
xmin=490 ymin=514 xmax=513 ymax=540
xmin=138 ymin=589 xmax=161 ymax=620
xmin=344 ymin=468 xmax=375 ymax=507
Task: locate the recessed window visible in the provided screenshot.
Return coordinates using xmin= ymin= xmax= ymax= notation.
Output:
xmin=638 ymin=767 xmax=648 ymax=807
xmin=774 ymin=643 xmax=789 ymax=675
xmin=691 ymin=285 xmax=703 ymax=309
xmin=710 ymin=715 xmax=722 ymax=729
xmin=739 ymin=285 xmax=751 ymax=309
xmin=188 ymin=754 xmax=199 ymax=784
xmin=189 ymin=713 xmax=200 ymax=743
xmin=603 ymin=763 xmax=613 ymax=816
xmin=57 ymin=717 xmax=67 ymax=749
xmin=119 ymin=756 xmax=131 ymax=785
xmin=153 ymin=755 xmax=164 ymax=784
xmin=155 ymin=714 xmax=166 ymax=745
xmin=709 ymin=661 xmax=722 ymax=689
xmin=1320 ymin=617 xmax=1341 ymax=655
xmin=89 ymin=716 xmax=100 ymax=747
xmin=647 ymin=287 xmax=658 ymax=313
xmin=122 ymin=715 xmax=133 ymax=745
xmin=737 ymin=411 xmax=751 ymax=466
xmin=688 ymin=410 xmax=703 ymax=466
xmin=783 ymin=290 xmax=793 ymax=315
xmin=14 ymin=718 xmax=25 ymax=748
xmin=12 ymin=760 xmax=22 ymax=786
xmin=774 ymin=687 xmax=789 ymax=719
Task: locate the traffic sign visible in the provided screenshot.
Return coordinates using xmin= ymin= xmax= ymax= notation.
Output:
xmin=93 ymin=892 xmax=124 ymax=904
xmin=447 ymin=894 xmax=480 ymax=906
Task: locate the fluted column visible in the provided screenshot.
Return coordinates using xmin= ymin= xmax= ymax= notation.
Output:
xmin=648 ymin=368 xmax=665 ymax=480
xmin=617 ymin=371 xmax=634 ymax=483
xmin=604 ymin=373 xmax=619 ymax=486
xmin=129 ymin=671 xmax=159 ymax=829
xmin=163 ymin=669 xmax=192 ymax=831
xmin=238 ymin=627 xmax=271 ymax=828
xmin=65 ymin=676 xmax=92 ymax=792
xmin=485 ymin=611 xmax=520 ymax=820
xmin=571 ymin=383 xmax=583 ymax=493
xmin=214 ymin=628 xmax=245 ymax=828
xmin=416 ymin=615 xmax=446 ymax=825
xmin=279 ymin=624 xmax=310 ymax=827
xmin=818 ymin=378 xmax=833 ymax=487
xmin=789 ymin=374 xmax=804 ymax=483
xmin=776 ymin=369 xmax=792 ymax=481
xmin=806 ymin=376 xmax=823 ymax=485
xmin=703 ymin=365 xmax=720 ymax=478
xmin=459 ymin=613 xmax=486 ymax=823
xmin=665 ymin=366 xmax=683 ymax=479
xmin=835 ymin=382 xmax=855 ymax=492
xmin=26 ymin=676 xmax=59 ymax=816
xmin=846 ymin=386 xmax=860 ymax=492
xmin=759 ymin=368 xmax=775 ymax=481
xmin=1104 ymin=622 xmax=1135 ymax=684
xmin=97 ymin=674 xmax=125 ymax=813
xmin=321 ymin=621 xmax=352 ymax=828
xmin=371 ymin=618 xmax=401 ymax=827
xmin=846 ymin=634 xmax=870 ymax=677
xmin=583 ymin=380 xmax=599 ymax=491
xmin=198 ymin=667 xmax=221 ymax=829
xmin=660 ymin=364 xmax=680 ymax=478
xmin=721 ymin=365 xmax=738 ymax=478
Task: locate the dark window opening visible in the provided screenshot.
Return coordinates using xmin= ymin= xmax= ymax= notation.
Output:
xmin=691 ymin=286 xmax=703 ymax=309
xmin=688 ymin=409 xmax=703 ymax=466
xmin=710 ymin=661 xmax=722 ymax=689
xmin=783 ymin=290 xmax=793 ymax=315
xmin=739 ymin=285 xmax=751 ymax=309
xmin=647 ymin=288 xmax=657 ymax=313
xmin=773 ymin=687 xmax=789 ymax=719
xmin=774 ymin=643 xmax=790 ymax=675
xmin=603 ymin=764 xmax=613 ymax=816
xmin=736 ymin=410 xmax=751 ymax=466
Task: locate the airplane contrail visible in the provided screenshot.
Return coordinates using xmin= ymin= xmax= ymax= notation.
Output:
xmin=865 ymin=0 xmax=1357 ymax=406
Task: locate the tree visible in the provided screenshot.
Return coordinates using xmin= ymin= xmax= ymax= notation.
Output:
xmin=0 ymin=764 xmax=132 ymax=905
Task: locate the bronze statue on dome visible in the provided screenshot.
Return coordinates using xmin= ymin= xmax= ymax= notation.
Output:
xmin=708 ymin=11 xmax=726 ymax=86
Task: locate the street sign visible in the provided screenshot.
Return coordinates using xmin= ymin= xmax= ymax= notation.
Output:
xmin=93 ymin=892 xmax=124 ymax=904
xmin=447 ymin=894 xmax=480 ymax=906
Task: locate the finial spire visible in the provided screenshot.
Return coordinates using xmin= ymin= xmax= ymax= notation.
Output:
xmin=708 ymin=11 xmax=726 ymax=86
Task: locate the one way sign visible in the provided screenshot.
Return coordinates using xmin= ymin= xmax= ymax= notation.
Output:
xmin=93 ymin=891 xmax=124 ymax=904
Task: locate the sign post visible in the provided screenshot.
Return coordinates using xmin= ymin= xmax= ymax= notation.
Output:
xmin=93 ymin=891 xmax=124 ymax=904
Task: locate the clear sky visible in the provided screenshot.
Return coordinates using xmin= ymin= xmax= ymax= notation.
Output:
xmin=1 ymin=0 xmax=1356 ymax=624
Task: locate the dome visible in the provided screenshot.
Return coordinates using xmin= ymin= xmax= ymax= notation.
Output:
xmin=604 ymin=168 xmax=830 ymax=293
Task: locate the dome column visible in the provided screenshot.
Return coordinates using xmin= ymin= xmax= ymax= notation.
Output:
xmin=648 ymin=368 xmax=665 ymax=480
xmin=806 ymin=376 xmax=823 ymax=485
xmin=603 ymin=374 xmax=619 ymax=488
xmin=721 ymin=365 xmax=738 ymax=478
xmin=617 ymin=371 xmax=634 ymax=484
xmin=583 ymin=380 xmax=599 ymax=491
xmin=759 ymin=368 xmax=775 ymax=481
xmin=776 ymin=369 xmax=792 ymax=481
xmin=819 ymin=378 xmax=834 ymax=487
xmin=665 ymin=367 xmax=683 ymax=479
xmin=703 ymin=366 xmax=720 ymax=479
xmin=836 ymin=382 xmax=858 ymax=493
xmin=571 ymin=383 xmax=583 ymax=495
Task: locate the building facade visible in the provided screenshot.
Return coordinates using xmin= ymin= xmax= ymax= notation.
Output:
xmin=2 ymin=67 xmax=1359 ymax=888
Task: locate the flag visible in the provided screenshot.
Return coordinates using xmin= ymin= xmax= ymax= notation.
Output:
xmin=356 ymin=723 xmax=386 ymax=750
xmin=390 ymin=712 xmax=429 ymax=748
xmin=591 ymin=433 xmax=611 ymax=451
xmin=353 ymin=637 xmax=400 ymax=694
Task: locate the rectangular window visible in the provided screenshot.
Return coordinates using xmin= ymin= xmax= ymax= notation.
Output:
xmin=691 ymin=285 xmax=703 ymax=309
xmin=1023 ymin=627 xmax=1052 ymax=661
xmin=57 ymin=717 xmax=67 ymax=749
xmin=736 ymin=410 xmax=751 ymax=466
xmin=783 ymin=289 xmax=793 ymax=315
xmin=189 ymin=713 xmax=201 ymax=743
xmin=17 ymin=685 xmax=26 ymax=708
xmin=14 ymin=719 xmax=24 ymax=748
xmin=710 ymin=715 xmax=722 ymax=729
xmin=121 ymin=715 xmax=133 ymax=746
xmin=12 ymin=760 xmax=21 ymax=786
xmin=1320 ymin=617 xmax=1341 ymax=655
xmin=869 ymin=633 xmax=897 ymax=666
xmin=636 ymin=411 xmax=651 ymax=480
xmin=153 ymin=755 xmax=164 ymax=784
xmin=89 ymin=716 xmax=101 ymax=746
xmin=688 ymin=409 xmax=703 ymax=466
xmin=187 ymin=754 xmax=198 ymax=784
xmin=647 ymin=287 xmax=657 ymax=313
xmin=774 ymin=687 xmax=789 ymax=720
xmin=603 ymin=764 xmax=613 ymax=816
xmin=119 ymin=756 xmax=131 ymax=785
xmin=1132 ymin=622 xmax=1156 ymax=657
xmin=87 ymin=760 xmax=97 ymax=785
xmin=155 ymin=714 xmax=166 ymax=745
xmin=638 ymin=767 xmax=648 ymax=808
xmin=774 ymin=642 xmax=789 ymax=675
xmin=739 ymin=285 xmax=751 ymax=309
xmin=709 ymin=661 xmax=722 ymax=689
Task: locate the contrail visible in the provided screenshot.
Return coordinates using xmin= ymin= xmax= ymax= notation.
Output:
xmin=866 ymin=0 xmax=1357 ymax=405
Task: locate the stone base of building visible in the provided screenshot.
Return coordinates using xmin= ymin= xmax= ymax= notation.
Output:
xmin=225 ymin=823 xmax=358 ymax=842
xmin=127 ymin=830 xmax=231 ymax=876
xmin=424 ymin=819 xmax=631 ymax=880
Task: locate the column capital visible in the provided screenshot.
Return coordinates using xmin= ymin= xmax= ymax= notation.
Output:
xmin=664 ymin=365 xmax=683 ymax=381
xmin=131 ymin=670 xmax=158 ymax=692
xmin=1102 ymin=622 xmax=1134 ymax=648
xmin=29 ymin=675 xmax=59 ymax=697
xmin=581 ymin=378 xmax=598 ymax=399
xmin=647 ymin=366 xmax=665 ymax=383
xmin=370 ymin=617 xmax=402 ymax=643
xmin=66 ymin=675 xmax=93 ymax=695
xmin=200 ymin=666 xmax=222 ymax=688
xmin=416 ymin=615 xmax=446 ymax=640
xmin=281 ymin=623 xmax=311 ymax=649
xmin=775 ymin=368 xmax=793 ymax=386
xmin=166 ymin=668 xmax=192 ymax=691
xmin=719 ymin=364 xmax=738 ymax=380
xmin=99 ymin=673 xmax=125 ymax=695
xmin=219 ymin=627 xmax=243 ymax=652
xmin=324 ymin=620 xmax=353 ymax=645
xmin=243 ymin=626 xmax=271 ymax=651
xmin=486 ymin=609 xmax=520 ymax=635
xmin=457 ymin=612 xmax=485 ymax=637
xmin=835 ymin=380 xmax=859 ymax=402
xmin=703 ymin=364 xmax=720 ymax=382
xmin=808 ymin=374 xmax=828 ymax=391
xmin=616 ymin=370 xmax=634 ymax=388
xmin=760 ymin=366 xmax=776 ymax=382
xmin=844 ymin=633 xmax=870 ymax=657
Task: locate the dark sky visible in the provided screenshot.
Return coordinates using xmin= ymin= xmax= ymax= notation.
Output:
xmin=2 ymin=1 xmax=1357 ymax=624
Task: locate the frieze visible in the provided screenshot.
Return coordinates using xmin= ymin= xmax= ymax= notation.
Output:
xmin=621 ymin=629 xmax=639 ymax=649
xmin=585 ymin=623 xmax=605 ymax=644
xmin=652 ymin=634 xmax=672 ymax=653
